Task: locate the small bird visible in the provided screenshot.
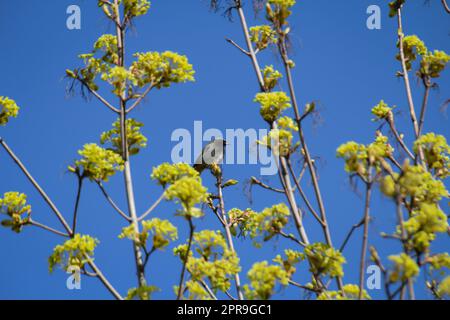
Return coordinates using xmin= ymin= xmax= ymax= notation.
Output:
xmin=194 ymin=139 xmax=227 ymax=173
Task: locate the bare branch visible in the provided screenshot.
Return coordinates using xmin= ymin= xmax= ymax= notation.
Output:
xmin=279 ymin=230 xmax=307 ymax=247
xmin=216 ymin=173 xmax=245 ymax=300
xmin=387 ymin=114 xmax=415 ymax=159
xmin=76 ymin=78 xmax=120 ymax=113
xmin=126 ymin=83 xmax=155 ymax=113
xmin=72 ymin=176 xmax=84 ymax=235
xmin=97 ymin=182 xmax=130 ymax=221
xmin=359 ymin=179 xmax=373 ymax=300
xmin=442 ymin=0 xmax=450 ymax=13
xmin=177 ymin=217 xmax=195 ymax=300
xmin=138 ymin=193 xmax=165 ymax=221
xmin=226 ymin=38 xmax=250 ymax=56
xmin=28 ymin=219 xmax=70 ymax=238
xmin=250 ymin=176 xmax=284 ymax=193
xmin=85 ymin=254 xmax=124 ymax=300
xmin=200 ymin=280 xmax=218 ymax=300
xmin=0 ymin=138 xmax=73 ymax=235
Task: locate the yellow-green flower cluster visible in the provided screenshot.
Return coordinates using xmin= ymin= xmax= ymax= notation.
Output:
xmin=174 ymin=230 xmax=241 ymax=296
xmin=0 ymin=192 xmax=31 ymax=233
xmin=131 ymin=51 xmax=195 ymax=89
xmin=250 ymin=26 xmax=278 ymax=51
xmin=304 ymin=243 xmax=346 ymax=278
xmin=428 ymin=253 xmax=450 ymax=271
xmin=152 ymin=163 xmax=207 ymax=217
xmin=388 ymin=253 xmax=419 ymax=283
xmin=254 ymin=92 xmax=291 ymax=123
xmin=403 ymin=203 xmax=448 ymax=252
xmin=165 ymin=177 xmax=208 ymax=216
xmin=119 ymin=218 xmax=178 ymax=250
xmin=420 ymin=50 xmax=450 ymax=78
xmin=371 ymin=100 xmax=393 ymax=121
xmin=243 ymin=261 xmax=290 ymax=300
xmin=69 ymin=143 xmax=124 ymax=182
xmin=437 ymin=276 xmax=450 ymax=299
xmin=180 ymin=280 xmax=211 ymax=300
xmin=262 ymin=65 xmax=283 ymax=91
xmin=266 ymin=0 xmax=296 ymax=27
xmin=259 ymin=129 xmax=294 ymax=157
xmin=102 ymin=66 xmax=137 ymax=95
xmin=100 ymin=118 xmax=148 ymax=156
xmin=123 ymin=0 xmax=151 ymax=17
xmin=398 ymin=35 xmax=427 ymax=71
xmin=48 ymin=234 xmax=98 ymax=273
xmin=317 ymin=284 xmax=371 ymax=300
xmin=228 ymin=204 xmax=290 ymax=246
xmin=337 ymin=135 xmax=393 ymax=177
xmin=125 ymin=285 xmax=159 ymax=300
xmin=273 ymin=249 xmax=305 ymax=277
xmin=277 ymin=116 xmax=298 ymax=132
xmin=0 ymin=96 xmax=19 ymax=126
xmin=93 ymin=34 xmax=119 ymax=64
xmin=380 ymin=163 xmax=448 ymax=203
xmin=414 ymin=133 xmax=450 ymax=178
xmin=151 ymin=162 xmax=199 ymax=187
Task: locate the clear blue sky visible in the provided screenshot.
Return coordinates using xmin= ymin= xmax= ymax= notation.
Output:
xmin=0 ymin=0 xmax=448 ymax=300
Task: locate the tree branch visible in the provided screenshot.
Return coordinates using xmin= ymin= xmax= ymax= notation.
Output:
xmin=177 ymin=217 xmax=195 ymax=300
xmin=85 ymin=254 xmax=124 ymax=300
xmin=97 ymin=182 xmax=130 ymax=221
xmin=72 ymin=175 xmax=84 ymax=235
xmin=0 ymin=138 xmax=73 ymax=235
xmin=359 ymin=178 xmax=373 ymax=300
xmin=250 ymin=176 xmax=284 ymax=193
xmin=387 ymin=115 xmax=415 ymax=159
xmin=226 ymin=38 xmax=250 ymax=56
xmin=216 ymin=173 xmax=244 ymax=300
xmin=28 ymin=219 xmax=70 ymax=238
xmin=442 ymin=0 xmax=450 ymax=13
xmin=76 ymin=78 xmax=120 ymax=113
xmin=138 ymin=193 xmax=165 ymax=221
xmin=126 ymin=83 xmax=155 ymax=113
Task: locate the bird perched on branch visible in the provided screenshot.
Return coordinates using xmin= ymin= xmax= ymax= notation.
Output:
xmin=194 ymin=139 xmax=228 ymax=174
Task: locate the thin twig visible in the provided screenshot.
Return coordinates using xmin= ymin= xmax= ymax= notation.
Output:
xmin=97 ymin=182 xmax=130 ymax=221
xmin=217 ymin=173 xmax=245 ymax=300
xmin=288 ymin=280 xmax=321 ymax=293
xmin=279 ymin=230 xmax=307 ymax=247
xmin=72 ymin=176 xmax=84 ymax=235
xmin=85 ymin=254 xmax=124 ymax=300
xmin=126 ymin=83 xmax=154 ymax=113
xmin=387 ymin=115 xmax=415 ymax=159
xmin=340 ymin=218 xmax=365 ymax=253
xmin=225 ymin=38 xmax=250 ymax=56
xmin=76 ymin=78 xmax=120 ymax=113
xmin=138 ymin=193 xmax=165 ymax=221
xmin=418 ymin=80 xmax=431 ymax=137
xmin=287 ymin=160 xmax=325 ymax=226
xmin=224 ymin=290 xmax=237 ymax=300
xmin=200 ymin=280 xmax=218 ymax=300
xmin=177 ymin=217 xmax=195 ymax=300
xmin=0 ymin=138 xmax=73 ymax=235
xmin=359 ymin=178 xmax=373 ymax=300
xmin=250 ymin=177 xmax=284 ymax=193
xmin=28 ymin=219 xmax=70 ymax=238
xmin=442 ymin=0 xmax=450 ymax=13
